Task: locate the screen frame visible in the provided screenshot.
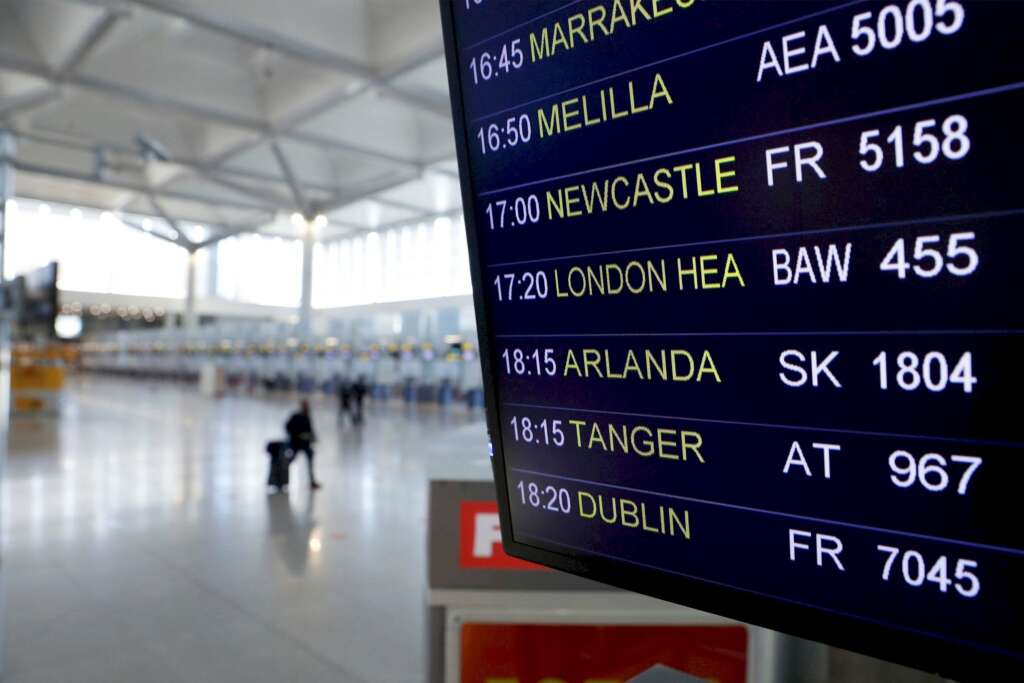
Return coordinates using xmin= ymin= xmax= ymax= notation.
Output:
xmin=437 ymin=1 xmax=1018 ymax=678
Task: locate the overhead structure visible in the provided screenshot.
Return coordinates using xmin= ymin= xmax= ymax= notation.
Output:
xmin=0 ymin=0 xmax=463 ymax=247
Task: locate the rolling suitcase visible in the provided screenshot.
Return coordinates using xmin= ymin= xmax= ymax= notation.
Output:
xmin=266 ymin=440 xmax=290 ymax=491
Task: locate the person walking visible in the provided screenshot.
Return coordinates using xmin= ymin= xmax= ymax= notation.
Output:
xmin=351 ymin=376 xmax=368 ymax=424
xmin=286 ymin=399 xmax=321 ymax=489
xmin=337 ymin=378 xmax=352 ymax=420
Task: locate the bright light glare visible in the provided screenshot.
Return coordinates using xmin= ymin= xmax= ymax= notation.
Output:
xmin=38 ymin=204 xmax=51 ymax=216
xmin=54 ymin=314 xmax=83 ymax=339
xmin=189 ymin=224 xmax=209 ymax=242
xmin=291 ymin=212 xmax=305 ymax=228
xmin=70 ymin=208 xmax=83 ymax=220
xmin=313 ymin=214 xmax=328 ymax=230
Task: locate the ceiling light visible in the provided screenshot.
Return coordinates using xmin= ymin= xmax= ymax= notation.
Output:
xmin=313 ymin=214 xmax=328 ymax=230
xmin=291 ymin=212 xmax=305 ymax=228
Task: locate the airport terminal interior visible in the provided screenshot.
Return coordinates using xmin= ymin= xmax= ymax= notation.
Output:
xmin=0 ymin=1 xmax=999 ymax=681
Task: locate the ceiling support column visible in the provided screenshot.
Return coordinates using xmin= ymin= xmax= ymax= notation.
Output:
xmin=184 ymin=249 xmax=198 ymax=331
xmin=298 ymin=219 xmax=315 ymax=335
xmin=0 ymin=132 xmax=15 ymax=284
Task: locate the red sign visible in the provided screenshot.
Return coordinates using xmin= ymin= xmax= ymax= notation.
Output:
xmin=461 ymin=623 xmax=747 ymax=683
xmin=459 ymin=501 xmax=546 ymax=570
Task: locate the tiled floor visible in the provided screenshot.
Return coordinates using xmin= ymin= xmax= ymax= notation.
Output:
xmin=2 ymin=376 xmax=490 ymax=682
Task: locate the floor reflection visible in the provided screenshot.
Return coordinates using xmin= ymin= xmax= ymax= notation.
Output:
xmin=2 ymin=376 xmax=489 ymax=683
xmin=266 ymin=490 xmax=319 ymax=577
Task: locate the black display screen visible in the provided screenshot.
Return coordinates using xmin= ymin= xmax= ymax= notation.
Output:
xmin=439 ymin=1 xmax=1022 ymax=676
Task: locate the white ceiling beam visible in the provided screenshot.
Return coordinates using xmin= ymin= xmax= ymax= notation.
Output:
xmin=144 ymin=40 xmax=446 ymax=209
xmin=122 ymin=0 xmax=449 ymax=117
xmin=0 ymin=88 xmax=63 ymax=118
xmin=133 ymin=0 xmax=376 ymax=76
xmin=379 ymin=88 xmax=449 ymax=119
xmin=0 ymin=54 xmax=424 ymax=171
xmin=13 ymin=126 xmax=323 ymax=200
xmin=1 ymin=155 xmax=283 ymax=213
xmin=196 ymin=170 xmax=293 ymax=208
xmin=195 ymin=128 xmax=423 ymax=175
xmin=56 ymin=0 xmax=449 ymax=117
xmin=284 ymin=130 xmax=424 ymax=170
xmin=73 ymin=71 xmax=268 ymax=130
xmin=429 ymin=167 xmax=459 ymax=180
xmin=266 ymin=40 xmax=446 ymax=146
xmin=17 ymin=125 xmax=437 ymax=217
xmin=22 ymin=1 xmax=453 ymax=238
xmin=57 ymin=9 xmax=123 ymax=77
xmin=269 ymin=140 xmax=306 ymax=213
xmin=121 ymin=216 xmax=188 ymax=248
xmin=31 ymin=126 xmax=438 ymax=214
xmin=0 ymin=52 xmax=267 ymax=128
xmin=52 ymin=0 xmax=127 ymax=9
xmin=10 ymin=125 xmax=438 ymax=232
xmin=145 ymin=192 xmax=187 ymax=244
xmin=11 ymin=189 xmax=253 ymax=235
xmin=198 ymin=40 xmax=445 ymax=174
xmin=317 ymin=170 xmax=423 ymax=215
xmin=0 ymin=11 xmax=124 ymax=127
xmin=201 ymin=165 xmax=320 ymax=197
xmin=7 ymin=126 xmax=103 ymax=153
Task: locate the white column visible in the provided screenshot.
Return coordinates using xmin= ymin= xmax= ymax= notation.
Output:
xmin=184 ymin=249 xmax=198 ymax=331
xmin=0 ymin=131 xmax=15 ymax=284
xmin=205 ymin=244 xmax=218 ymax=298
xmin=298 ymin=219 xmax=314 ymax=334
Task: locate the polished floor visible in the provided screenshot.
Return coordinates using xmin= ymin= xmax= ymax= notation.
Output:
xmin=2 ymin=376 xmax=490 ymax=683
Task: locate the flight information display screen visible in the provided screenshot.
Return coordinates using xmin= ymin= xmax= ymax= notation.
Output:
xmin=439 ymin=1 xmax=1022 ymax=676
